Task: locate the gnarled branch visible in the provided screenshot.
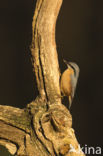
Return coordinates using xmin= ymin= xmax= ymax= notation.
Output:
xmin=31 ymin=0 xmax=62 ymax=103
xmin=0 ymin=0 xmax=86 ymax=155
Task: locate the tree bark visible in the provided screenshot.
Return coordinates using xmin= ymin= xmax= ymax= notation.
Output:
xmin=0 ymin=0 xmax=86 ymax=156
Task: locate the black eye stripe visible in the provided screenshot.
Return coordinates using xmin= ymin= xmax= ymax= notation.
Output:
xmin=69 ymin=64 xmax=76 ymax=76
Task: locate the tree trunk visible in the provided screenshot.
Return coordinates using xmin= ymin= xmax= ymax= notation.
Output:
xmin=0 ymin=0 xmax=86 ymax=155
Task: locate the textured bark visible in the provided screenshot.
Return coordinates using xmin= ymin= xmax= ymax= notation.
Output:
xmin=0 ymin=0 xmax=86 ymax=156
xmin=31 ymin=0 xmax=62 ymax=104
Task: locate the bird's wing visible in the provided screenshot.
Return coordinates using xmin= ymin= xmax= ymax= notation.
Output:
xmin=70 ymin=74 xmax=77 ymax=100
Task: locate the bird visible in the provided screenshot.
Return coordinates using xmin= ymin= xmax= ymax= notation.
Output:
xmin=60 ymin=60 xmax=80 ymax=108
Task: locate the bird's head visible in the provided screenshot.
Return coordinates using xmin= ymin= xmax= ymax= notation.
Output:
xmin=63 ymin=59 xmax=80 ymax=78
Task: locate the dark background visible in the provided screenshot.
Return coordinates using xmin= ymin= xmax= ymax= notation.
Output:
xmin=0 ymin=0 xmax=103 ymax=155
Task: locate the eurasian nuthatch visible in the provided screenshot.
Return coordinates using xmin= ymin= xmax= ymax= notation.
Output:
xmin=60 ymin=60 xmax=80 ymax=108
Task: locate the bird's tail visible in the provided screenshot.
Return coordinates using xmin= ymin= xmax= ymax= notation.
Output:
xmin=68 ymin=96 xmax=72 ymax=109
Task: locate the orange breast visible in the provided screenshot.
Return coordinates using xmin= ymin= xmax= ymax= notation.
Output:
xmin=60 ymin=68 xmax=74 ymax=96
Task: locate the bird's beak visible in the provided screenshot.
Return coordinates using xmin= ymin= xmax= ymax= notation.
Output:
xmin=63 ymin=59 xmax=71 ymax=68
xmin=63 ymin=59 xmax=69 ymax=66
